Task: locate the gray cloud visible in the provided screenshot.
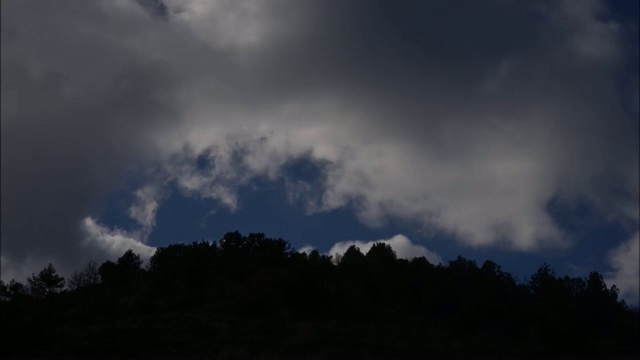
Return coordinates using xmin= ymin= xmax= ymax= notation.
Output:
xmin=1 ymin=0 xmax=637 ymax=283
xmin=1 ymin=0 xmax=178 ymax=276
xmin=605 ymin=233 xmax=639 ymax=305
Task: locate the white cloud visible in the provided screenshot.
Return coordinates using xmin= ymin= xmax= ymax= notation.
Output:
xmin=128 ymin=185 xmax=163 ymax=240
xmin=81 ymin=217 xmax=157 ymax=261
xmin=92 ymin=0 xmax=638 ymax=253
xmin=328 ymin=234 xmax=442 ymax=265
xmin=297 ymin=245 xmax=315 ymax=255
xmin=605 ymin=233 xmax=639 ymax=305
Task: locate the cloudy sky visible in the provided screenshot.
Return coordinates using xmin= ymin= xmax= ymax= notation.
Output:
xmin=1 ymin=0 xmax=638 ymax=304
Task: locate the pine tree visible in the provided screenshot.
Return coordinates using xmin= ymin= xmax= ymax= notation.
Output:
xmin=27 ymin=263 xmax=65 ymax=297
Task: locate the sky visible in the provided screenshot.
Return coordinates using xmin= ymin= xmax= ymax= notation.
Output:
xmin=1 ymin=0 xmax=638 ymax=304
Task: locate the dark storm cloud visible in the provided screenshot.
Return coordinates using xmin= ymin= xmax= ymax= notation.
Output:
xmin=1 ymin=0 xmax=178 ymax=276
xmin=136 ymin=0 xmax=170 ymax=20
xmin=1 ymin=0 xmax=637 ymax=295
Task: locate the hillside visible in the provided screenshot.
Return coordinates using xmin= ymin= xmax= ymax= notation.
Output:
xmin=2 ymin=231 xmax=638 ymax=358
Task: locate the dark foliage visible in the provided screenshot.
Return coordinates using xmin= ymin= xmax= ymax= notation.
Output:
xmin=26 ymin=263 xmax=65 ymax=297
xmin=67 ymin=261 xmax=100 ymax=290
xmin=1 ymin=232 xmax=638 ymax=358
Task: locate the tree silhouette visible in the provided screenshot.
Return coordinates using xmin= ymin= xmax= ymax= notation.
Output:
xmin=1 ymin=231 xmax=638 ymax=358
xmin=365 ymin=242 xmax=397 ymax=265
xmin=98 ymin=260 xmax=118 ymax=285
xmin=99 ymin=250 xmax=144 ymax=288
xmin=68 ymin=261 xmax=100 ymax=290
xmin=339 ymin=245 xmax=365 ymax=267
xmin=27 ymin=263 xmax=65 ymax=297
xmin=117 ymin=249 xmax=143 ymax=272
xmin=529 ymin=263 xmax=566 ymax=302
xmin=7 ymin=280 xmax=28 ymax=300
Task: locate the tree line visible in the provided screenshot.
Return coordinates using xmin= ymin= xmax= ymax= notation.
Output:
xmin=1 ymin=231 xmax=638 ymax=358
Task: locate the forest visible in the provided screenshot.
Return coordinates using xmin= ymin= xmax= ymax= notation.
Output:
xmin=1 ymin=231 xmax=638 ymax=358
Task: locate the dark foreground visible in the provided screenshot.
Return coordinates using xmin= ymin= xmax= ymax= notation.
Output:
xmin=2 ymin=232 xmax=638 ymax=358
